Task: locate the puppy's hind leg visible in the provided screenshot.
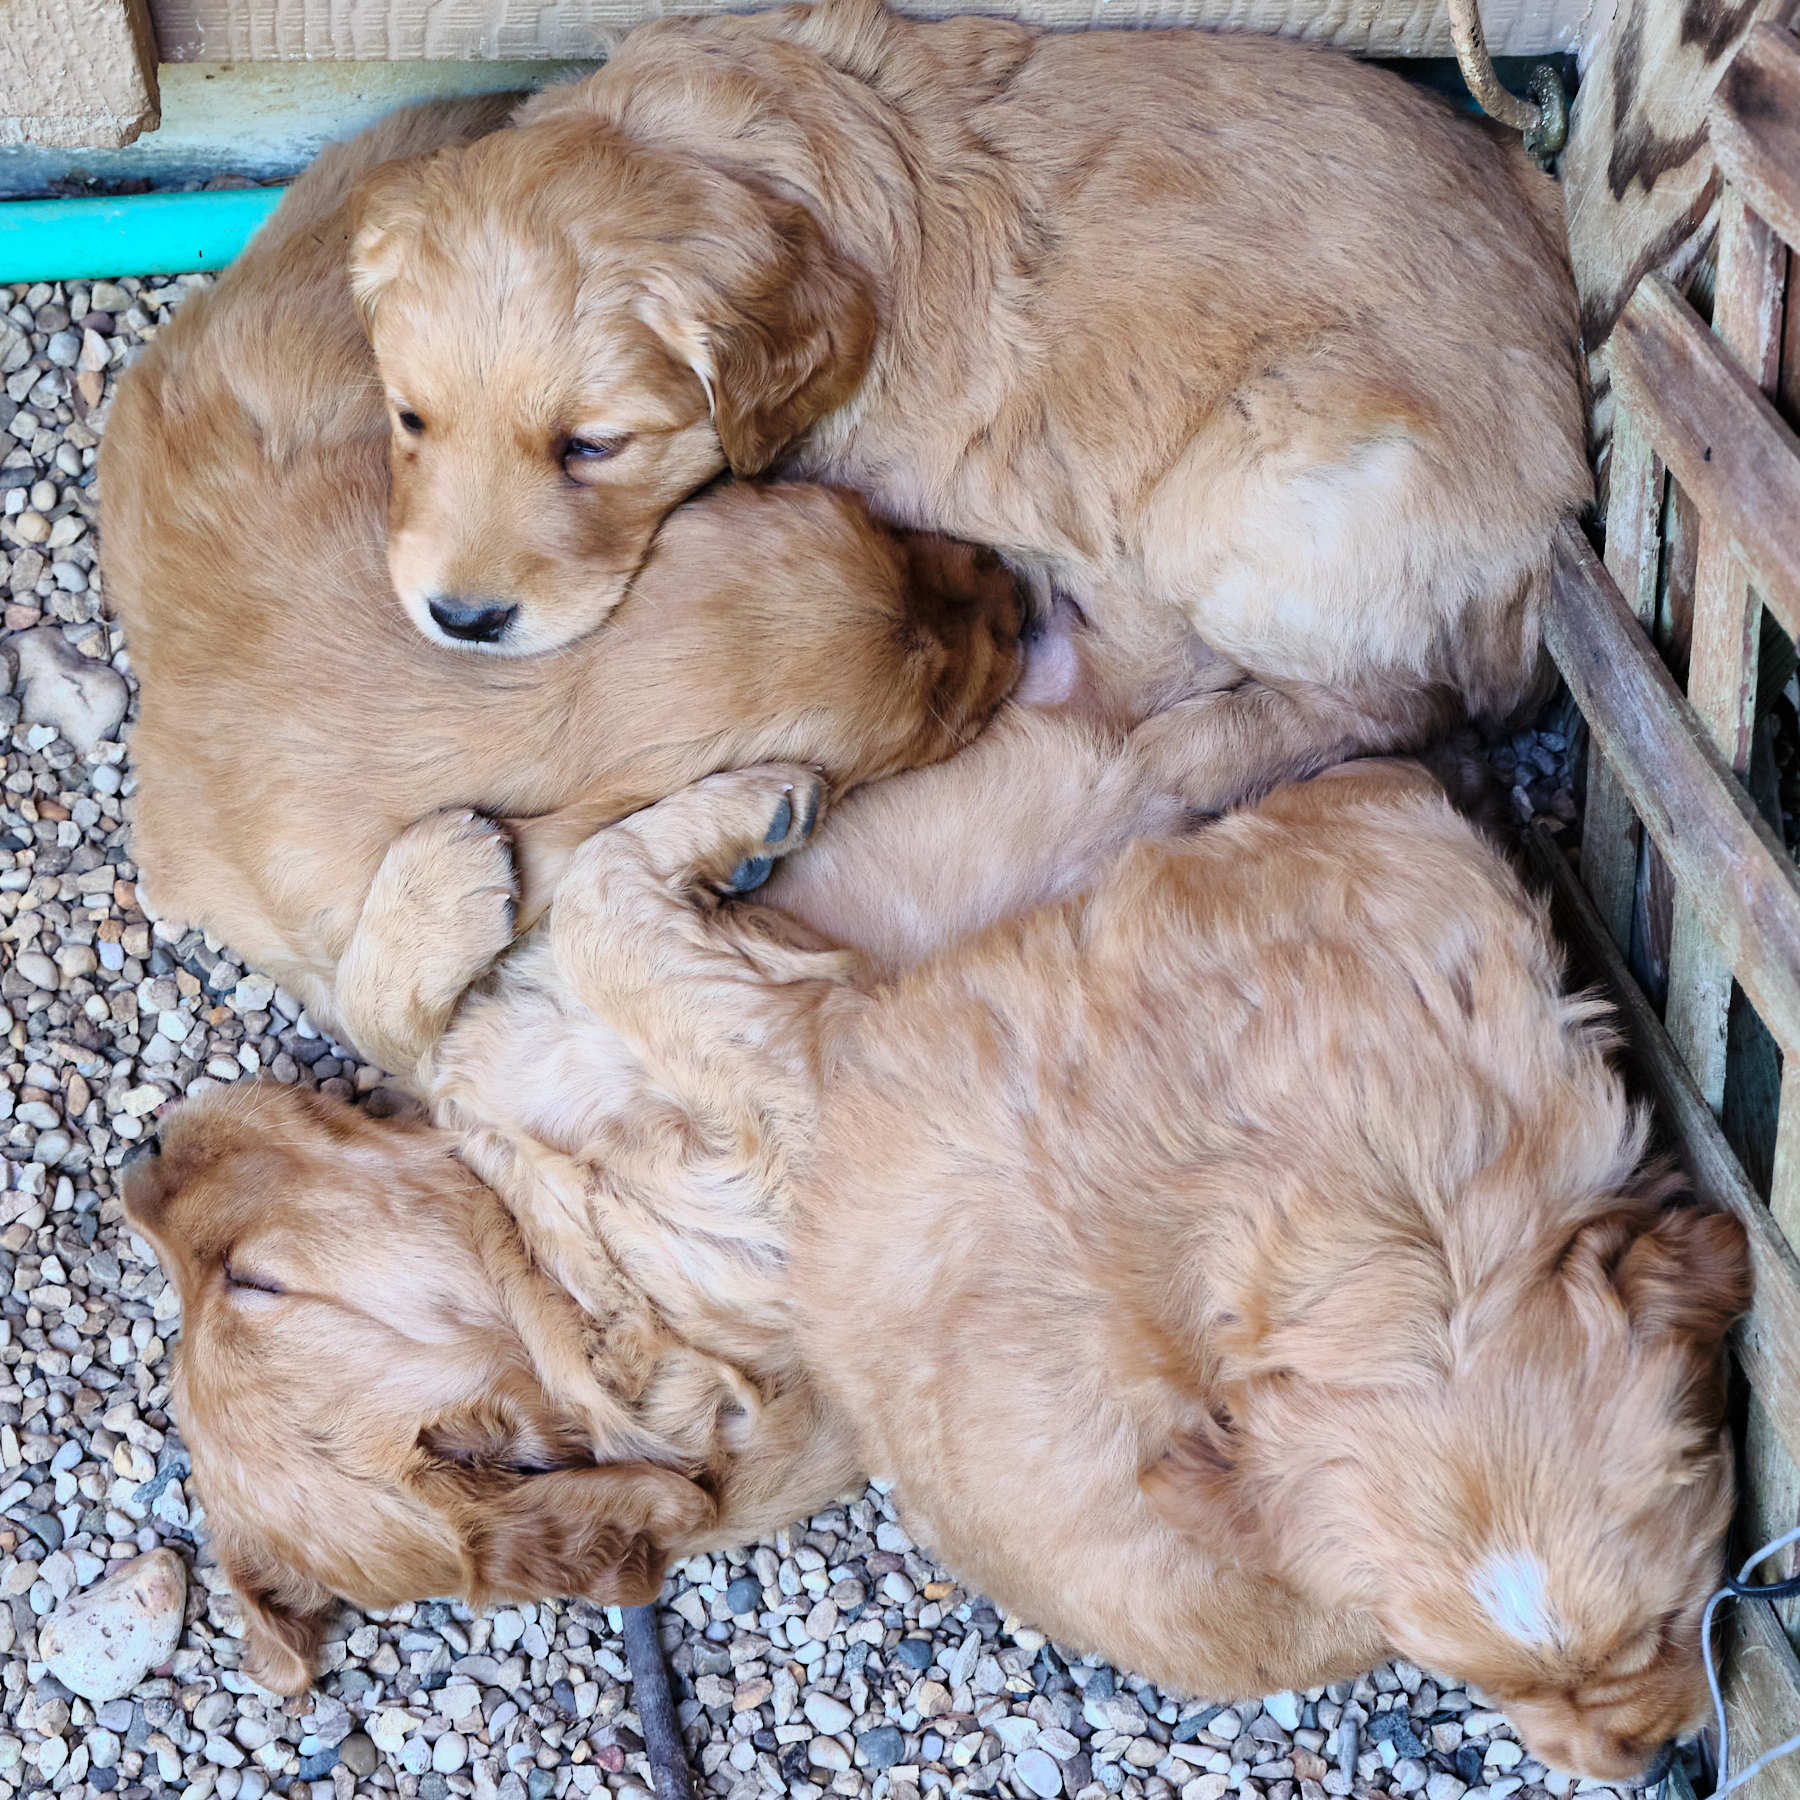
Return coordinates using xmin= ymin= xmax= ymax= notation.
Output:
xmin=1126 ymin=674 xmax=1459 ymax=815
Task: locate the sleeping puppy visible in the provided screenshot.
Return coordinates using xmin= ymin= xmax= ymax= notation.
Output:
xmin=349 ymin=0 xmax=1589 ymax=807
xmin=123 ymin=1082 xmax=861 ymax=1696
xmin=131 ymin=754 xmax=1749 ymax=1781
xmin=101 ymin=95 xmax=1023 ymax=1078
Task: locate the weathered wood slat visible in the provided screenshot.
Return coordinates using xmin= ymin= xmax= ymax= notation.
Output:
xmin=1710 ymin=24 xmax=1800 ymax=261
xmin=1608 ymin=274 xmax=1800 ymax=648
xmin=1556 ymin=0 xmax=1794 ymax=371
xmin=143 ymin=0 xmax=1594 ymax=60
xmin=1664 ymin=193 xmax=1789 ymax=1111
xmin=1582 ymin=407 xmax=1662 ymax=956
xmin=1527 ymin=825 xmax=1800 ymax=1472
xmin=1544 ymin=522 xmax=1800 ymax=1061
xmin=1725 ymin=1594 xmax=1800 ymax=1800
xmin=1744 ymin=1391 xmax=1800 ymax=1636
xmin=1776 ymin=1063 xmax=1800 ymax=1241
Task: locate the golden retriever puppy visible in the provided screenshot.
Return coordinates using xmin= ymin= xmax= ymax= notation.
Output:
xmin=137 ymin=753 xmax=1747 ymax=1775
xmin=592 ymin=760 xmax=1749 ymax=1781
xmin=123 ymin=1080 xmax=863 ymax=1695
xmin=101 ymin=96 xmax=1023 ymax=1078
xmin=349 ymin=0 xmax=1588 ymax=805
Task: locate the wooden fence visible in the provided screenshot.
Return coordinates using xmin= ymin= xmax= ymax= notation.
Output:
xmin=1532 ymin=20 xmax=1800 ymax=1795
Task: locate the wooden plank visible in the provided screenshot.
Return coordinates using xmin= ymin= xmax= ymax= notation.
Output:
xmin=1711 ymin=24 xmax=1800 ymax=261
xmin=1609 ymin=273 xmax=1800 ymax=649
xmin=1526 ymin=823 xmax=1800 ymax=1472
xmin=1543 ymin=523 xmax=1800 ymax=1061
xmin=1583 ymin=406 xmax=1663 ymax=955
xmin=1664 ymin=193 xmax=1789 ymax=1110
xmin=1776 ymin=1061 xmax=1800 ymax=1242
xmin=1725 ymin=1594 xmax=1800 ymax=1800
xmin=1667 ymin=890 xmax=1736 ymax=1109
xmin=145 ymin=0 xmax=1592 ymax=62
xmin=1744 ymin=1394 xmax=1800 ymax=1640
xmin=1558 ymin=0 xmax=1799 ymax=382
xmin=0 ymin=0 xmax=159 ymax=148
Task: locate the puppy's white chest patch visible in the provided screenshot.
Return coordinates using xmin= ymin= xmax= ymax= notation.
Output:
xmin=1472 ymin=1549 xmax=1564 ymax=1649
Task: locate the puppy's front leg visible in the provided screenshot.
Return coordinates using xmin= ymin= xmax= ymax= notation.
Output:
xmin=335 ymin=808 xmax=518 ymax=1082
xmin=551 ymin=767 xmax=863 ymax=1115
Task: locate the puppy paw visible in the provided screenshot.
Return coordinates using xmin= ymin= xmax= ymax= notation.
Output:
xmin=392 ymin=808 xmax=519 ymax=984
xmin=721 ymin=770 xmax=825 ymax=895
xmin=615 ymin=764 xmax=826 ymax=899
xmin=337 ymin=808 xmax=519 ymax=1074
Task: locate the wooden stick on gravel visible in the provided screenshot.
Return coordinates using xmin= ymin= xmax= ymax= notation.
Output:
xmin=622 ymin=1603 xmax=696 ymax=1800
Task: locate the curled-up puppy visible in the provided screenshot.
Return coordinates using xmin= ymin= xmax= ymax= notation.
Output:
xmin=349 ymin=0 xmax=1588 ymax=805
xmin=473 ymin=759 xmax=1748 ymax=1779
xmin=102 ymin=95 xmax=1023 ymax=1079
xmin=136 ymin=753 xmax=1749 ymax=1778
xmin=786 ymin=766 xmax=1748 ymax=1782
xmin=123 ymin=1081 xmax=862 ymax=1695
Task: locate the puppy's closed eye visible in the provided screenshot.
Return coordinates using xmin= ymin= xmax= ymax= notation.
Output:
xmin=561 ymin=435 xmax=632 ymax=479
xmin=224 ymin=1258 xmax=285 ymax=1297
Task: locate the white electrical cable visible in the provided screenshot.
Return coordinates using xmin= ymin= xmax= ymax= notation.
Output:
xmin=1701 ymin=1526 xmax=1800 ymax=1798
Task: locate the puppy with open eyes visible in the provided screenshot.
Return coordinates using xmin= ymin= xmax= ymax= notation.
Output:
xmin=348 ymin=0 xmax=1588 ymax=810
xmin=130 ymin=750 xmax=1749 ymax=1783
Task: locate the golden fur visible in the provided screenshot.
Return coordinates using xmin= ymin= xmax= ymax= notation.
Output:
xmin=130 ymin=755 xmax=1747 ymax=1779
xmin=123 ymin=1081 xmax=861 ymax=1696
xmin=100 ymin=97 xmax=1022 ymax=1075
xmin=350 ymin=0 xmax=1589 ymax=804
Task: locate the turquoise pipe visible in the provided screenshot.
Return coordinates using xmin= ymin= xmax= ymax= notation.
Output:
xmin=0 ymin=186 xmax=285 ymax=285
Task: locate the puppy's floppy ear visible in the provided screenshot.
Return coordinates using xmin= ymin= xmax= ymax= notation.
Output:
xmin=1612 ymin=1205 xmax=1752 ymax=1346
xmin=634 ymin=176 xmax=874 ymax=476
xmin=1138 ymin=1409 xmax=1269 ymax=1568
xmin=426 ymin=1459 xmax=715 ymax=1608
xmin=206 ymin=1517 xmax=336 ymax=1695
xmin=347 ymin=157 xmax=433 ymax=338
xmin=1560 ymin=1190 xmax=1752 ymax=1349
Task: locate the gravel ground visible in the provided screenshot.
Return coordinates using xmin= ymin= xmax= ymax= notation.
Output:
xmin=0 ymin=274 xmax=1610 ymax=1800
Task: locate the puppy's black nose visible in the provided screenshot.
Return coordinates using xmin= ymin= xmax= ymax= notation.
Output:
xmin=1641 ymin=1742 xmax=1676 ymax=1788
xmin=427 ymin=597 xmax=518 ymax=645
xmin=122 ymin=1133 xmax=161 ymax=1167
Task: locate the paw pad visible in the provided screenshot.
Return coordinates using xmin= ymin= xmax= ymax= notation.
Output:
xmin=727 ymin=854 xmax=776 ymax=894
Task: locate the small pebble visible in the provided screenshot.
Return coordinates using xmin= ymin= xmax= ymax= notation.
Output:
xmin=803 ymin=1692 xmax=854 ymax=1734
